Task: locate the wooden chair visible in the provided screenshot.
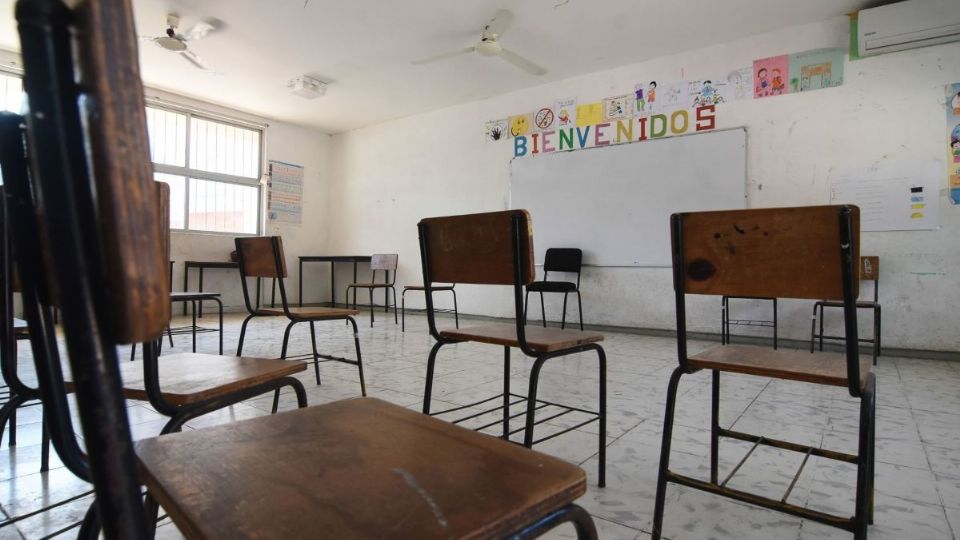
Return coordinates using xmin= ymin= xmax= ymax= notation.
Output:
xmin=524 ymin=247 xmax=585 ymax=330
xmin=401 ymin=283 xmax=458 ymax=332
xmin=8 ymin=3 xmax=599 ymax=537
xmin=651 ymin=206 xmax=875 ymax=540
xmin=235 ymin=236 xmax=367 ymax=395
xmin=418 ymin=211 xmax=607 ymax=486
xmin=811 ymin=256 xmax=882 ymax=365
xmin=345 ymin=253 xmax=398 ymax=327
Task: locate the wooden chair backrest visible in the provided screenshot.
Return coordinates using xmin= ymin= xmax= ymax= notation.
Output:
xmin=674 ymin=206 xmax=859 ymax=301
xmin=75 ymin=0 xmax=169 ymax=344
xmin=370 ymin=254 xmax=398 ymax=271
xmin=235 ymin=237 xmax=287 ymax=278
xmin=419 ymin=210 xmax=535 ymax=286
xmin=860 ymin=256 xmax=879 ymax=281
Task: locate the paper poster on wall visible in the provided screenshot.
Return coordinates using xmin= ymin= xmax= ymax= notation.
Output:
xmin=554 ymin=97 xmax=577 ymax=129
xmin=753 ymin=55 xmax=789 ymax=98
xmin=484 ymin=118 xmax=507 ymax=142
xmin=508 ymin=113 xmax=533 ymax=137
xmin=633 ymin=81 xmax=659 ymax=114
xmin=829 ymin=162 xmax=941 ymax=231
xmin=657 ymin=81 xmax=686 ymax=111
xmin=533 ymin=106 xmax=556 ymax=131
xmin=947 ymin=83 xmax=960 ymax=204
xmin=603 ymin=95 xmax=633 ymax=121
xmin=725 ymin=67 xmax=753 ymax=101
xmin=267 ymin=160 xmax=303 ymax=225
xmin=789 ymin=48 xmax=844 ymax=93
xmin=688 ymin=79 xmax=727 ymax=107
xmin=575 ymin=102 xmax=604 ymax=127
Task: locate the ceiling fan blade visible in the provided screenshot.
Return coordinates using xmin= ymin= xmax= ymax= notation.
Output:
xmin=482 ymin=9 xmax=514 ymax=38
xmin=412 ymin=46 xmax=476 ymax=65
xmin=183 ymin=18 xmax=224 ymax=41
xmin=498 ymin=48 xmax=546 ymax=76
xmin=180 ymin=49 xmax=213 ymax=71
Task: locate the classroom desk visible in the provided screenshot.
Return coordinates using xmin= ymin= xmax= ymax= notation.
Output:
xmin=299 ymin=255 xmax=372 ymax=307
xmin=182 ymin=261 xmax=275 ymax=317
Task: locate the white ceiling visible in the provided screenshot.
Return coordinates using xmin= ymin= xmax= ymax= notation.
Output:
xmin=0 ymin=0 xmax=870 ymax=133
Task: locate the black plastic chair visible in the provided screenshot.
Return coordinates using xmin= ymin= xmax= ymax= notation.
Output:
xmin=524 ymin=248 xmax=584 ymax=330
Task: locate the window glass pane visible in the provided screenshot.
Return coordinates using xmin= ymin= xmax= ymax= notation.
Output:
xmin=145 ymin=107 xmax=187 ymax=167
xmin=188 ymin=178 xmax=258 ymax=234
xmin=189 ymin=117 xmax=260 ymax=179
xmin=0 ymin=72 xmax=24 ymax=113
xmin=154 ymin=173 xmax=186 ymax=229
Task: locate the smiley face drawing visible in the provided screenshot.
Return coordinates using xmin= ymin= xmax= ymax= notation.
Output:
xmin=509 ymin=114 xmax=532 ymax=137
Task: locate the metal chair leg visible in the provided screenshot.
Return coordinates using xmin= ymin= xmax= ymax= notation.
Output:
xmin=369 ymin=287 xmax=375 ymax=327
xmin=854 ymin=374 xmax=876 ymax=540
xmin=539 ymin=291 xmax=546 ymax=328
xmin=711 ymin=370 xmax=720 ymax=484
xmin=452 ymin=288 xmax=459 ymax=328
xmin=40 ymin=415 xmax=50 ymax=472
xmin=523 ymin=355 xmax=549 ymax=448
xmin=596 ymin=345 xmax=607 ymax=488
xmin=502 ymin=346 xmax=511 ymax=440
xmin=873 ymin=305 xmax=881 ymax=365
xmin=651 ymin=366 xmax=686 ymax=540
xmin=523 ymin=289 xmax=530 ymax=326
xmin=392 ymin=286 xmax=398 ymax=324
xmin=422 ymin=340 xmax=445 ymax=414
xmin=511 ymin=503 xmax=598 ymax=540
xmin=309 ymin=321 xmax=321 ymax=385
xmin=576 ymin=290 xmax=584 ymax=331
xmin=401 ymin=289 xmax=406 ymax=332
xmin=271 ymin=389 xmax=280 ymax=414
xmin=809 ymin=303 xmax=818 ymax=353
xmin=347 ymin=317 xmax=366 ymax=396
xmin=818 ymin=303 xmax=825 ymax=351
xmin=236 ymin=313 xmax=256 ymax=356
xmin=77 ymin=501 xmax=101 ymax=540
xmin=722 ymin=297 xmax=728 ymax=345
xmin=0 ymin=395 xmax=25 ymax=446
xmin=280 ymin=320 xmax=297 ymax=359
xmin=772 ymin=298 xmax=778 ymax=350
xmin=560 ymin=292 xmax=569 ymax=330
xmin=190 ymin=300 xmax=197 ymax=353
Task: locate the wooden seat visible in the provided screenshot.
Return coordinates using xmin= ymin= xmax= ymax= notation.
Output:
xmin=254 ymin=306 xmax=359 ymax=319
xmin=441 ymin=323 xmax=603 ymax=353
xmin=688 ymin=344 xmax=871 ymax=389
xmin=64 ymin=353 xmax=306 ymax=406
xmin=136 ymin=398 xmax=589 ymax=539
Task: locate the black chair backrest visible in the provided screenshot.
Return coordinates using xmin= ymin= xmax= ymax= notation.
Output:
xmin=543 ymin=248 xmax=582 ymax=277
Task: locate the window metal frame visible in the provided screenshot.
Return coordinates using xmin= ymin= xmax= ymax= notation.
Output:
xmin=146 ymin=101 xmax=265 ymax=236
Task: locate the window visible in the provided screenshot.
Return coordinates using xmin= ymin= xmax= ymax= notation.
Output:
xmin=0 ymin=71 xmax=24 ymax=113
xmin=146 ymin=105 xmax=263 ymax=234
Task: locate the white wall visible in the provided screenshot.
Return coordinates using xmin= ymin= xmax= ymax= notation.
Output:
xmin=147 ymin=89 xmax=334 ymax=312
xmin=327 ymin=16 xmax=960 ymax=353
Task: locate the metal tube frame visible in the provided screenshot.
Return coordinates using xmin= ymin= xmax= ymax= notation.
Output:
xmin=651 ymin=208 xmax=874 ymax=539
xmin=418 ymin=215 xmax=606 ymax=488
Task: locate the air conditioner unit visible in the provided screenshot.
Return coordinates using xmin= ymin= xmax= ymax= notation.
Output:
xmin=858 ymin=0 xmax=960 ymax=57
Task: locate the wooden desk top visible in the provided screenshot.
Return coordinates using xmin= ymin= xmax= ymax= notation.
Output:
xmin=136 ymin=397 xmax=587 ymax=539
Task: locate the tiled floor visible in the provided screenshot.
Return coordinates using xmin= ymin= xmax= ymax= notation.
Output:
xmin=0 ymin=311 xmax=957 ymax=539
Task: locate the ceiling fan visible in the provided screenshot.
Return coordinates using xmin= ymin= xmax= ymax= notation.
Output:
xmin=143 ymin=14 xmax=223 ymax=72
xmin=412 ymin=9 xmax=547 ymax=76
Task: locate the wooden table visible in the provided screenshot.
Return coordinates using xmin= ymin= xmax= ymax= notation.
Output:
xmin=298 ymin=255 xmax=373 ymax=307
xmin=136 ymin=397 xmax=591 ymax=539
xmin=182 ymin=260 xmax=274 ymax=317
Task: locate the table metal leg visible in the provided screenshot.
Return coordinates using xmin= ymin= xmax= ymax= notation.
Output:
xmin=182 ymin=264 xmax=189 ymax=316
xmin=352 ymin=261 xmax=358 ymax=307
xmin=330 ymin=261 xmax=335 ymax=307
xmin=197 ymin=268 xmax=204 ymax=318
xmin=299 ymin=259 xmax=304 ymax=307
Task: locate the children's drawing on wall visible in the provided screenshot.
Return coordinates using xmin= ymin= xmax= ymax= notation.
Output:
xmin=634 ymin=81 xmax=657 ymax=114
xmin=603 ymin=94 xmax=633 ymax=121
xmin=484 ymin=118 xmax=508 ymax=142
xmin=554 ymin=97 xmax=577 ymax=128
xmin=789 ymin=48 xmax=844 ymax=93
xmin=534 ymin=107 xmax=556 ymax=131
xmin=576 ymin=102 xmax=604 ymax=127
xmin=725 ymin=67 xmax=752 ymax=101
xmin=690 ymin=79 xmax=726 ymax=107
xmin=658 ymin=82 xmax=684 ymax=110
xmin=753 ymin=55 xmax=789 ymax=98
xmin=509 ymin=113 xmax=533 ymax=138
xmin=948 ymin=83 xmax=960 ymax=204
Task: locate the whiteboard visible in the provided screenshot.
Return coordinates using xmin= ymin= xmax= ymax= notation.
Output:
xmin=510 ymin=128 xmax=747 ymax=267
